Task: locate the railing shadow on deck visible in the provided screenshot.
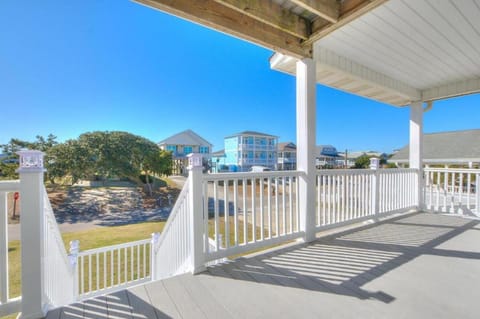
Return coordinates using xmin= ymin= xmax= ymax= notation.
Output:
xmin=204 ymin=212 xmax=480 ymax=304
xmin=46 ymin=289 xmax=173 ymax=319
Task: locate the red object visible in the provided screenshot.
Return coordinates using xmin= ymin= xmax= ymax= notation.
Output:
xmin=14 ymin=192 xmax=19 ymax=200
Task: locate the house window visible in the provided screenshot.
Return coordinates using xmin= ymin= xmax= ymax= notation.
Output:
xmin=166 ymin=145 xmax=177 ymax=152
xmin=184 ymin=146 xmax=193 ymax=155
xmin=245 ymin=136 xmax=253 ymax=144
xmin=199 ymin=146 xmax=209 ymax=154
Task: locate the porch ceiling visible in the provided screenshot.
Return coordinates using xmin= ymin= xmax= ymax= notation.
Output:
xmin=271 ymin=0 xmax=480 ymax=106
xmin=135 ymin=0 xmax=480 ymax=107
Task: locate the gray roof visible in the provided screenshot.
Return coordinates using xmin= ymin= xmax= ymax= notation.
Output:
xmin=225 ymin=131 xmax=278 ymax=139
xmin=211 ymin=149 xmax=225 ymax=157
xmin=278 ymin=142 xmax=296 ymax=152
xmin=158 ymin=129 xmax=212 ymax=148
xmin=391 ymin=129 xmax=480 ymax=163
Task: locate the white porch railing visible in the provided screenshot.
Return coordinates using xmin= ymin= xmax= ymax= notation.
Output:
xmin=10 ymin=151 xmax=479 ymax=319
xmin=316 ymin=168 xmax=418 ymax=230
xmin=424 ymin=167 xmax=480 ymax=215
xmin=42 ymin=188 xmax=76 ymax=309
xmin=151 ymin=180 xmax=192 ymax=280
xmin=378 ymin=169 xmax=418 ymax=213
xmin=203 ymin=171 xmax=303 ymax=261
xmin=0 ymin=180 xmax=21 ymax=318
xmin=75 ymin=238 xmax=151 ymax=300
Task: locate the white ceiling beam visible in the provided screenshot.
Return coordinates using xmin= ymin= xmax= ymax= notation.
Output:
xmin=421 ymin=78 xmax=480 ymax=102
xmin=290 ymin=0 xmax=339 ymax=23
xmin=314 ymin=47 xmax=421 ymax=104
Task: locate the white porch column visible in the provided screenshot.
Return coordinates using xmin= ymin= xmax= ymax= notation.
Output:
xmin=409 ymin=101 xmax=424 ymax=210
xmin=17 ymin=150 xmax=46 ymax=319
xmin=187 ymin=153 xmax=206 ymax=274
xmin=296 ymin=58 xmax=316 ymax=242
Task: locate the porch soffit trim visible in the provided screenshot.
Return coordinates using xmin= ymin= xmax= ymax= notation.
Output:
xmin=271 ymin=48 xmax=421 ymax=106
xmin=314 ymin=47 xmax=421 ymax=103
xmin=421 ymin=78 xmax=480 ymax=102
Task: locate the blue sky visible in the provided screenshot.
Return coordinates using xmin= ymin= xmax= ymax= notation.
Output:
xmin=0 ymin=1 xmax=478 ymax=154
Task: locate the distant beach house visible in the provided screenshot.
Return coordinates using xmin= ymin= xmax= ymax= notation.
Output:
xmin=316 ymin=145 xmax=341 ymax=168
xmin=210 ymin=149 xmax=227 ymax=173
xmin=390 ymin=129 xmax=480 ymax=168
xmin=158 ymin=129 xmax=212 ymax=175
xmin=213 ymin=131 xmax=278 ymax=172
xmin=277 ymin=142 xmax=297 ymax=170
xmin=337 ymin=150 xmax=387 ymax=168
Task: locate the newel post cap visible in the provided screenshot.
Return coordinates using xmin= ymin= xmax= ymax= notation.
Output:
xmin=187 ymin=153 xmax=203 ymax=170
xmin=16 ymin=149 xmax=46 ymax=173
xmin=369 ymin=157 xmax=380 ymax=170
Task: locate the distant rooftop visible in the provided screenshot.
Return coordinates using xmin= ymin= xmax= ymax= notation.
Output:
xmin=391 ymin=129 xmax=480 ymax=164
xmin=278 ymin=142 xmax=296 ymax=152
xmin=158 ymin=129 xmax=212 ymax=148
xmin=211 ymin=149 xmax=225 ymax=157
xmin=225 ymin=131 xmax=278 ymax=139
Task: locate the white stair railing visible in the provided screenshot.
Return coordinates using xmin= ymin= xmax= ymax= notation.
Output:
xmin=42 ymin=187 xmax=76 ymax=309
xmin=75 ymin=238 xmax=151 ymax=299
xmin=151 ymin=178 xmax=192 ymax=279
xmin=0 ymin=180 xmax=21 ymax=318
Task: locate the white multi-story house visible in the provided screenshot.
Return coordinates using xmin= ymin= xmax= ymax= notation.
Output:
xmin=222 ymin=131 xmax=278 ymax=172
xmin=158 ymin=129 xmax=212 ymax=175
xmin=277 ymin=142 xmax=297 ymax=170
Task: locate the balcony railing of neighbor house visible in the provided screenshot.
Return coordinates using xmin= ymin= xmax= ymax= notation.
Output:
xmin=424 ymin=167 xmax=480 ymax=215
xmin=0 ymin=180 xmax=21 ymax=317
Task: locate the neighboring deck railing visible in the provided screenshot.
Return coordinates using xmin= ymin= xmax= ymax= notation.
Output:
xmin=203 ymin=171 xmax=303 ymax=261
xmin=0 ymin=180 xmax=21 ymax=318
xmin=316 ymin=168 xmax=418 ymax=230
xmin=424 ymin=167 xmax=480 ymax=215
xmin=75 ymin=238 xmax=151 ymax=299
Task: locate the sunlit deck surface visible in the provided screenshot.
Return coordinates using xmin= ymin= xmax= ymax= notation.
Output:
xmin=47 ymin=212 xmax=480 ymax=319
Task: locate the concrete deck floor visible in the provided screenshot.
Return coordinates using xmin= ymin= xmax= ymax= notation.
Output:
xmin=46 ymin=212 xmax=480 ymax=319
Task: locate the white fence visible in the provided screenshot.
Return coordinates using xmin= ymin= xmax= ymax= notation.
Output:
xmin=75 ymin=238 xmax=151 ymax=300
xmin=11 ymin=150 xmax=476 ymax=318
xmin=378 ymin=169 xmax=418 ymax=213
xmin=151 ymin=180 xmax=192 ymax=280
xmin=203 ymin=171 xmax=303 ymax=261
xmin=316 ymin=168 xmax=418 ymax=230
xmin=43 ymin=188 xmax=76 ymax=309
xmin=0 ymin=180 xmax=21 ymax=317
xmin=424 ymin=167 xmax=480 ymax=215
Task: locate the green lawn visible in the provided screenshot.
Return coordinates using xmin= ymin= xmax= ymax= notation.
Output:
xmin=3 ymin=216 xmax=284 ymax=319
xmin=2 ymin=221 xmax=166 ymax=319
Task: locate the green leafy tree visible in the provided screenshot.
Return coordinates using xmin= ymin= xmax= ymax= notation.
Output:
xmin=1 ymin=134 xmax=58 ymax=180
xmin=354 ymin=154 xmax=371 ymax=169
